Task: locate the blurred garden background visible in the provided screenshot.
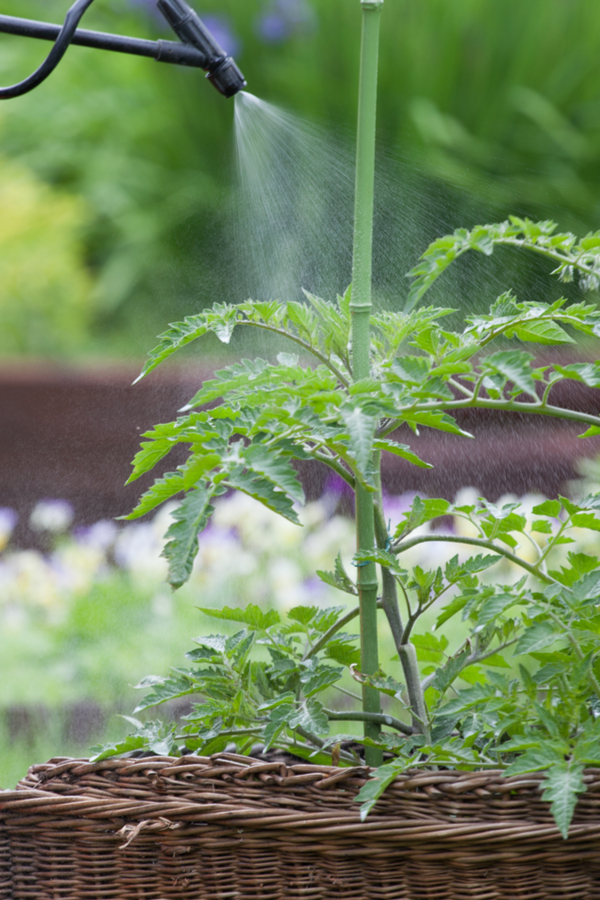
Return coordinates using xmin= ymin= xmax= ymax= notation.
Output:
xmin=3 ymin=0 xmax=600 ymax=785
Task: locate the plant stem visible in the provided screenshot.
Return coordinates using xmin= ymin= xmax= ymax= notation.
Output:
xmin=350 ymin=0 xmax=384 ymax=768
xmin=324 ymin=708 xmax=413 ymax=736
xmin=378 ymin=398 xmax=600 ymax=440
xmin=392 ymin=532 xmax=560 ymax=585
xmin=303 ymin=605 xmax=361 ymax=660
xmin=398 ymin=643 xmax=431 ymax=740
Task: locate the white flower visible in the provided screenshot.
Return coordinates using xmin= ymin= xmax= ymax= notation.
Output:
xmin=30 ymin=499 xmax=74 ymax=534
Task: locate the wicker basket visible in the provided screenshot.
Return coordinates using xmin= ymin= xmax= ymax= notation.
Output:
xmin=2 ymin=754 xmax=600 ymax=899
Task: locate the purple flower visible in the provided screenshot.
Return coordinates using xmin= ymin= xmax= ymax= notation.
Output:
xmin=257 ymin=0 xmax=315 ymax=43
xmin=258 ymin=12 xmax=289 ymax=42
xmin=0 ymin=507 xmax=18 ymax=534
xmin=200 ymin=15 xmax=241 ymax=57
xmin=126 ymin=0 xmax=167 ymax=27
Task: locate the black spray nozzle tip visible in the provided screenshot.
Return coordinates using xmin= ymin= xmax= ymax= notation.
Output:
xmin=157 ymin=0 xmax=246 ymax=97
xmin=207 ymin=57 xmax=246 ymax=98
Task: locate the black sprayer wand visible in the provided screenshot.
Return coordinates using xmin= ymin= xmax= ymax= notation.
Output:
xmin=0 ymin=0 xmax=246 ymax=99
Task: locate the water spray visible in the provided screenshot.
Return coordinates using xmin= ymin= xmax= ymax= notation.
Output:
xmin=0 ymin=0 xmax=246 ymax=99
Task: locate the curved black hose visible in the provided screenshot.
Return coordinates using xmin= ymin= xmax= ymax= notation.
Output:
xmin=0 ymin=0 xmax=96 ymax=98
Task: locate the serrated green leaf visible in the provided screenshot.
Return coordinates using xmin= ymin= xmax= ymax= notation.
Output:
xmin=162 ymin=486 xmax=215 ymax=589
xmin=288 ymin=698 xmax=330 ymax=734
xmin=541 ymin=763 xmax=585 ymax=839
xmin=197 ymin=604 xmax=281 ymax=631
xmin=324 ymin=636 xmax=360 ymax=667
xmin=373 ymin=439 xmax=432 ymax=468
xmin=554 ymin=362 xmax=600 ymax=388
xmin=340 ymin=405 xmax=378 ymax=474
xmin=134 ymin=314 xmax=211 ymax=382
xmin=435 ymin=595 xmax=469 ymax=629
xmin=355 ymin=764 xmax=401 ymax=820
xmin=243 ymin=443 xmax=305 ymax=504
xmin=532 ymin=499 xmax=562 ymax=517
xmin=226 ymin=468 xmax=300 ymax=524
xmin=476 ymin=592 xmax=518 ymax=628
xmin=402 ymin=409 xmax=473 ymax=437
xmin=264 ymin=703 xmax=295 ymax=750
xmin=484 ymin=350 xmax=537 ymax=398
xmin=127 ymin=439 xmax=174 ymax=483
xmin=125 ymin=472 xmax=185 ymax=520
xmin=412 ymin=633 xmax=449 ymax=664
xmin=317 ymin=552 xmax=358 ymax=595
xmin=508 ymin=319 xmax=575 ymax=345
xmin=301 ymin=666 xmax=343 ymax=698
xmin=515 ymin=621 xmax=559 ymax=655
xmin=133 ymin=675 xmax=197 ymax=712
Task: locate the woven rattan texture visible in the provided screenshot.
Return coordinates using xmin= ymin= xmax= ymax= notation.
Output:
xmin=2 ymin=755 xmax=600 ymax=898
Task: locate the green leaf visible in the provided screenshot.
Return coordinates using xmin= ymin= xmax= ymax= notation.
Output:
xmin=401 ymin=409 xmax=473 ymax=437
xmin=288 ymin=698 xmax=330 ymax=735
xmin=317 ymin=552 xmax=358 ymax=596
xmin=373 ymin=439 xmax=432 ymax=468
xmin=484 ymin=350 xmax=537 ymax=398
xmin=162 ymin=486 xmax=215 ymax=589
xmin=476 ymin=591 xmax=518 ymax=628
xmin=509 ymin=319 xmax=575 ymax=345
xmin=226 ymin=469 xmax=300 ymax=525
xmin=301 ymin=666 xmax=343 ymax=698
xmin=515 ymin=621 xmax=559 ymax=655
xmin=445 ymin=554 xmax=502 ymax=583
xmin=412 ymin=633 xmax=449 ymax=663
xmin=354 ymin=546 xmax=404 ymax=575
xmin=324 ymin=636 xmax=360 ymax=667
xmin=340 ymin=405 xmax=378 ymax=474
xmin=503 ymin=743 xmax=565 ymax=776
xmin=125 ymin=472 xmax=184 ymax=520
xmin=127 ymin=439 xmax=174 ymax=483
xmin=264 ymin=703 xmax=295 ymax=750
xmin=579 ymin=426 xmax=600 ymax=439
xmin=135 ymin=313 xmax=211 ymax=381
xmin=133 ymin=674 xmax=197 ymax=712
xmin=431 ymin=651 xmax=474 ymax=695
xmin=390 ymin=355 xmax=430 ymax=384
xmin=243 ymin=443 xmax=305 ymax=504
xmin=554 ymin=362 xmax=600 ymax=388
xmin=355 ymin=764 xmax=400 ymax=820
xmin=181 ymin=452 xmax=222 ymax=491
xmin=541 ymin=763 xmax=585 ymax=840
xmin=435 ymin=595 xmax=469 ymax=629
xmin=197 ymin=604 xmax=281 ymax=631
xmin=532 ymin=499 xmax=562 ymax=517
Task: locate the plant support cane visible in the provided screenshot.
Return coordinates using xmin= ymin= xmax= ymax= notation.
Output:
xmin=350 ymin=0 xmax=384 ymax=766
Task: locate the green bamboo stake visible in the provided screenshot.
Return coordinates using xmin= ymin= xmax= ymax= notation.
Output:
xmin=350 ymin=0 xmax=383 ymax=768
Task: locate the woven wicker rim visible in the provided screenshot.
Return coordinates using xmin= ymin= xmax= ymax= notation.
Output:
xmin=2 ymin=754 xmax=600 ymax=847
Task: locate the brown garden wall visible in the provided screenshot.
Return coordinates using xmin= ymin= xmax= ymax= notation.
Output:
xmin=1 ymin=361 xmax=599 ymax=547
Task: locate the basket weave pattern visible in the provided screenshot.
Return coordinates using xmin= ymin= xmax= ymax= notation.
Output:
xmin=2 ymin=754 xmax=600 ymax=899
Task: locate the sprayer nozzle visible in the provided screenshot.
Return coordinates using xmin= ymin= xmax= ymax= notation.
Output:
xmin=157 ymin=0 xmax=246 ymax=97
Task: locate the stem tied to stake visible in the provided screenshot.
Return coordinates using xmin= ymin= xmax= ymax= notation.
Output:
xmin=351 ymin=0 xmax=383 ymax=767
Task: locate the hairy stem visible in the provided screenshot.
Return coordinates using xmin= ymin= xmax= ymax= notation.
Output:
xmin=379 ymin=397 xmax=600 ymax=440
xmin=308 ymin=449 xmax=356 ymax=489
xmin=392 ymin=533 xmax=559 ymax=585
xmin=241 ymin=320 xmax=351 ymax=387
xmin=398 ymin=643 xmax=430 ymax=740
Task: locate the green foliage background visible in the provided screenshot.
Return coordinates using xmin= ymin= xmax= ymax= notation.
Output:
xmin=1 ymin=0 xmax=600 ymax=357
